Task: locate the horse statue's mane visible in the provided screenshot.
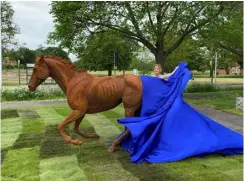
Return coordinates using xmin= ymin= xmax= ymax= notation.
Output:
xmin=38 ymin=55 xmax=87 ymax=73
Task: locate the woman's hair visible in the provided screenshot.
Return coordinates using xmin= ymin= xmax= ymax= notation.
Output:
xmin=153 ymin=64 xmax=162 ymax=73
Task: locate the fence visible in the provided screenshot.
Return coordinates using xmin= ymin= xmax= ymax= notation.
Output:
xmin=26 ymin=64 xmax=55 ymax=85
xmin=2 ymin=64 xmax=56 ymax=86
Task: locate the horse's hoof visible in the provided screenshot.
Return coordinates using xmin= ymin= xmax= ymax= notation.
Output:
xmin=71 ymin=139 xmax=83 ymax=145
xmin=65 ymin=138 xmax=72 ymax=143
xmin=89 ymin=133 xmax=100 ymax=139
xmin=108 ymin=146 xmax=116 ymax=153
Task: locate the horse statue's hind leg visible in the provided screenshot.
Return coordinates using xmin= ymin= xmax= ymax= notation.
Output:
xmin=107 ymin=76 xmax=142 ymax=152
xmin=108 ymin=129 xmax=130 ymax=153
xmin=73 ymin=117 xmax=100 ymax=139
xmin=108 ymin=106 xmax=140 ymax=152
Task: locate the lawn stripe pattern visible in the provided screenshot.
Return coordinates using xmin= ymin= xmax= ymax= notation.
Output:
xmin=85 ymin=113 xmax=121 ymax=144
xmin=36 ymin=107 xmax=65 ymax=125
xmin=1 ymin=106 xmax=243 ymax=181
xmin=82 ymin=113 xmax=140 ymax=181
xmin=100 ymin=110 xmax=125 ymax=131
xmin=1 ymin=146 xmax=40 ymax=181
xmin=21 ymin=117 xmax=45 ymax=133
xmin=40 ymin=124 xmax=75 ymax=159
xmin=1 ymin=117 xmax=22 ymax=149
xmin=40 ymin=155 xmax=87 ymax=181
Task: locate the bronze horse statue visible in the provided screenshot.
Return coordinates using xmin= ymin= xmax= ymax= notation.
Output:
xmin=28 ymin=55 xmax=142 ymax=152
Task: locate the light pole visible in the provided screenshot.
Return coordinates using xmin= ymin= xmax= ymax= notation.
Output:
xmin=114 ymin=52 xmax=118 ymax=76
xmin=214 ymin=52 xmax=218 ymax=84
xmin=209 ymin=60 xmax=213 ymax=84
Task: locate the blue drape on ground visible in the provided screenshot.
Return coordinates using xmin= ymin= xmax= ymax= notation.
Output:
xmin=117 ymin=62 xmax=243 ymax=164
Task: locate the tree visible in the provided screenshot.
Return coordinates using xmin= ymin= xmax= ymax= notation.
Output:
xmin=35 ymin=46 xmax=70 ymax=60
xmin=1 ymin=1 xmax=20 ymax=52
xmin=198 ymin=2 xmax=243 ymax=68
xmin=130 ymin=46 xmax=155 ymax=74
xmin=16 ymin=47 xmax=36 ymax=65
xmin=165 ymin=37 xmax=208 ymax=73
xmin=130 ymin=57 xmax=155 ymax=75
xmin=74 ymin=31 xmax=137 ymax=76
xmin=216 ymin=50 xmax=238 ymax=74
xmin=4 ymin=47 xmax=36 ymax=65
xmin=49 ymin=1 xmax=224 ymax=72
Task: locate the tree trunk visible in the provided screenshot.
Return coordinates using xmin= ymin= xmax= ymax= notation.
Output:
xmin=108 ymin=69 xmax=112 ymax=76
xmin=123 ymin=70 xmax=125 ymax=74
xmin=155 ymin=44 xmax=166 ymax=73
xmin=237 ymin=57 xmax=243 ymax=69
xmin=155 ymin=52 xmax=166 ymax=73
xmin=225 ymin=68 xmax=230 ymax=75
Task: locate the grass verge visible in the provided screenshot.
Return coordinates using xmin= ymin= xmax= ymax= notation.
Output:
xmin=185 ymin=90 xmax=243 ymax=115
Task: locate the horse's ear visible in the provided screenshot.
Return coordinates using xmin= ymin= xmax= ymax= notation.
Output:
xmin=36 ymin=55 xmax=44 ymax=64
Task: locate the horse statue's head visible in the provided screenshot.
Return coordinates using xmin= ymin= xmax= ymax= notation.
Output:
xmin=28 ymin=56 xmax=50 ymax=91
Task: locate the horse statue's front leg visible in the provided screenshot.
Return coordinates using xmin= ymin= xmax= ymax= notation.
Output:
xmin=73 ymin=117 xmax=100 ymax=139
xmin=57 ymin=110 xmax=85 ymax=145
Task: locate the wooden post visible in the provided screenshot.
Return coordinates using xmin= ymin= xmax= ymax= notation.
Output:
xmin=26 ymin=63 xmax=34 ymax=84
xmin=26 ymin=65 xmax=28 ymax=84
xmin=18 ymin=60 xmax=20 ymax=86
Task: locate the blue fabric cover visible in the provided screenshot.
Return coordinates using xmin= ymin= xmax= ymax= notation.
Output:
xmin=117 ymin=62 xmax=243 ymax=163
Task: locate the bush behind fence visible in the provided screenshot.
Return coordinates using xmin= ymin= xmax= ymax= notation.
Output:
xmin=1 ymin=88 xmax=65 ymax=102
xmin=1 ymin=83 xmax=243 ymax=102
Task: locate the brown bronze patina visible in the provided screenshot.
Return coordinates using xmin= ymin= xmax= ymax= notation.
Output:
xmin=28 ymin=55 xmax=142 ymax=152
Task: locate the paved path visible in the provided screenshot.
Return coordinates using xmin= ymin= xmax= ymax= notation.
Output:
xmin=1 ymin=100 xmax=67 ymax=109
xmin=2 ymin=99 xmax=243 ymax=134
xmin=192 ymin=105 xmax=243 ymax=134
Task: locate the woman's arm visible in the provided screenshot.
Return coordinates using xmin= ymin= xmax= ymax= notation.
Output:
xmin=162 ymin=66 xmax=179 ymax=80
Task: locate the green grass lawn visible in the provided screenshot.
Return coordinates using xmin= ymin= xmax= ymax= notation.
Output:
xmin=185 ymin=90 xmax=243 ymax=115
xmin=1 ymin=104 xmax=243 ymax=181
xmin=189 ymin=78 xmax=243 ymax=85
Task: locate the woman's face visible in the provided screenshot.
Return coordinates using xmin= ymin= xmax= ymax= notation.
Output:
xmin=153 ymin=66 xmax=160 ymax=75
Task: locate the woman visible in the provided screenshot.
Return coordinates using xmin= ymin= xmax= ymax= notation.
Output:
xmin=152 ymin=64 xmax=164 ymax=78
xmin=153 ymin=64 xmax=178 ymax=80
xmin=113 ymin=62 xmax=243 ymax=164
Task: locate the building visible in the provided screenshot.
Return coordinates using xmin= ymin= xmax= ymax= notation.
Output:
xmin=216 ymin=64 xmax=243 ymax=75
xmin=4 ymin=57 xmax=17 ymax=65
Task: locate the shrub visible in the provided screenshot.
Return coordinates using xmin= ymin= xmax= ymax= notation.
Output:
xmin=19 ymin=64 xmax=25 ymax=69
xmin=185 ymin=83 xmax=219 ymax=93
xmin=139 ymin=70 xmax=152 ymax=75
xmin=193 ymin=74 xmax=243 ymax=78
xmin=1 ymin=88 xmax=65 ymax=102
xmin=2 ymin=64 xmax=18 ymax=69
xmin=2 ymin=64 xmax=25 ymax=70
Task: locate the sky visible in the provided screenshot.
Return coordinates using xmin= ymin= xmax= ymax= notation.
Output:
xmin=10 ymin=1 xmax=77 ymax=61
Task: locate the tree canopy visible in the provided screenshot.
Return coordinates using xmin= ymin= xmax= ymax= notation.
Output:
xmin=14 ymin=47 xmax=36 ymax=64
xmin=48 ymin=1 xmax=225 ymax=71
xmin=199 ymin=2 xmax=242 ymax=57
xmin=3 ymin=46 xmax=70 ymax=66
xmin=198 ymin=2 xmax=243 ymax=68
xmin=1 ymin=1 xmax=20 ymax=52
xmin=74 ymin=31 xmax=137 ymax=75
xmin=35 ymin=46 xmax=70 ymax=60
